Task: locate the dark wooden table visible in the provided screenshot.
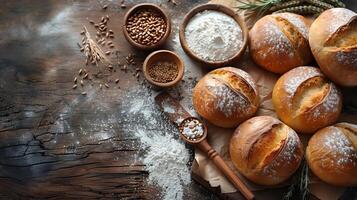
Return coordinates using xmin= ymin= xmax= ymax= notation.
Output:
xmin=0 ymin=0 xmax=356 ymax=200
xmin=0 ymin=0 xmax=218 ymax=199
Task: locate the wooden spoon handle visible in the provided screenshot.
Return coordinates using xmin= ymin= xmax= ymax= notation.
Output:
xmin=197 ymin=140 xmax=255 ymax=200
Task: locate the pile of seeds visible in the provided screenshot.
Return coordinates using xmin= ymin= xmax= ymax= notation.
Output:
xmin=179 ymin=118 xmax=205 ymax=141
xmin=75 ymin=13 xmax=128 ymax=92
xmin=90 ymin=15 xmax=115 ymax=52
xmin=148 ymin=61 xmax=178 ymax=83
xmin=126 ymin=9 xmax=167 ymax=46
xmin=72 ymin=68 xmax=91 ymax=95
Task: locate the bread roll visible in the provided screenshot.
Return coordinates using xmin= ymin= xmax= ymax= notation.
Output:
xmin=249 ymin=13 xmax=312 ymax=74
xmin=309 ymin=8 xmax=357 ymax=87
xmin=192 ymin=67 xmax=259 ymax=128
xmin=306 ymin=123 xmax=357 ymax=186
xmin=230 ymin=116 xmax=304 ymax=185
xmin=272 ymin=66 xmax=342 ymax=134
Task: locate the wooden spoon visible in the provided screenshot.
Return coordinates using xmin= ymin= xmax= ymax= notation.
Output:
xmin=155 ymin=92 xmax=254 ymax=200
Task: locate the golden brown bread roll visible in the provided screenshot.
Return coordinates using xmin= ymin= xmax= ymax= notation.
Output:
xmin=306 ymin=123 xmax=357 ymax=186
xmin=309 ymin=8 xmax=357 ymax=87
xmin=192 ymin=67 xmax=259 ymax=128
xmin=229 ymin=116 xmax=304 ymax=185
xmin=249 ymin=12 xmax=312 ymax=74
xmin=272 ymin=66 xmax=342 ymax=134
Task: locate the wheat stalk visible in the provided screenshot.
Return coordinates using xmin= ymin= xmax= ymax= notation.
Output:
xmin=82 ymin=26 xmax=111 ymax=66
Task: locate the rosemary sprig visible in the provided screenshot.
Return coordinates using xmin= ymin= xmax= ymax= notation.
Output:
xmin=283 ymin=158 xmax=309 ymax=200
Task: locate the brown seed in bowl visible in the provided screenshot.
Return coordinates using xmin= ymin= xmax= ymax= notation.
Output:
xmin=148 ymin=61 xmax=178 ymax=83
xmin=126 ymin=9 xmax=167 ymax=46
xmin=143 ymin=50 xmax=184 ymax=88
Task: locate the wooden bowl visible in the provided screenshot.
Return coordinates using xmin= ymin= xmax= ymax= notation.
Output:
xmin=143 ymin=50 xmax=184 ymax=88
xmin=179 ymin=4 xmax=248 ymax=68
xmin=123 ymin=3 xmax=171 ymax=50
xmin=179 ymin=117 xmax=208 ymax=144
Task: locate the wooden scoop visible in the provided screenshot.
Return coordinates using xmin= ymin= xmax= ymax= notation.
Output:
xmin=155 ymin=92 xmax=254 ymax=200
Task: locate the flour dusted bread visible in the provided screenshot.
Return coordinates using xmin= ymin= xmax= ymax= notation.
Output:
xmin=309 ymin=8 xmax=357 ymax=87
xmin=306 ymin=123 xmax=357 ymax=186
xmin=229 ymin=116 xmax=303 ymax=185
xmin=192 ymin=67 xmax=259 ymax=128
xmin=249 ymin=13 xmax=312 ymax=74
xmin=272 ymin=66 xmax=342 ymax=134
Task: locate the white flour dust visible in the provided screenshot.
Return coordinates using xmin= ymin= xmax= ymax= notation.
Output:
xmin=121 ymin=86 xmax=191 ymax=200
xmin=136 ymin=129 xmax=191 ymax=200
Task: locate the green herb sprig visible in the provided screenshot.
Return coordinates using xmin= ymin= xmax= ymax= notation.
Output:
xmin=283 ymin=158 xmax=309 ymax=200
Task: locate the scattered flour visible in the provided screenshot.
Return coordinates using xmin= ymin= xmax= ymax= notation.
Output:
xmin=283 ymin=67 xmax=322 ymax=97
xmin=326 ymin=9 xmax=356 ymax=67
xmin=255 ymin=19 xmax=294 ymax=60
xmin=205 ymin=78 xmax=250 ymax=117
xmin=281 ymin=66 xmax=341 ymax=120
xmin=282 ymin=67 xmax=341 ymax=120
xmin=121 ymin=86 xmax=191 ymax=200
xmin=336 ymin=50 xmax=357 ymax=66
xmin=136 ymin=129 xmax=191 ymax=200
xmin=274 ymin=13 xmax=309 ymax=39
xmin=322 ymin=127 xmax=357 ymax=167
xmin=326 ymin=8 xmax=356 ymax=34
xmin=185 ymin=10 xmax=243 ymax=61
xmin=262 ymin=128 xmax=300 ymax=178
xmin=321 ymin=83 xmax=340 ymax=113
xmin=211 ymin=84 xmax=249 ymax=117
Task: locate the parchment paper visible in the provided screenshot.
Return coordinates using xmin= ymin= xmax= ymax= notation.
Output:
xmin=192 ymin=1 xmax=357 ymax=199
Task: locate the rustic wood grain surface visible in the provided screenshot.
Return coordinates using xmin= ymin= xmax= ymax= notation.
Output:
xmin=0 ymin=0 xmax=218 ymax=199
xmin=0 ymin=0 xmax=356 ymax=200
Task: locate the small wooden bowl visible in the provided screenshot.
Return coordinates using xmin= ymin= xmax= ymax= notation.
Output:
xmin=143 ymin=50 xmax=184 ymax=88
xmin=179 ymin=4 xmax=248 ymax=68
xmin=179 ymin=117 xmax=208 ymax=144
xmin=123 ymin=3 xmax=171 ymax=50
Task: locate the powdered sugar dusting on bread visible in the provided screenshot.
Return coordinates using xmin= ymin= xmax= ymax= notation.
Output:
xmin=262 ymin=129 xmax=301 ymax=178
xmin=307 ymin=83 xmax=340 ymax=120
xmin=206 ymin=81 xmax=250 ymax=117
xmin=255 ymin=19 xmax=294 ymax=59
xmin=327 ymin=8 xmax=356 ymax=34
xmin=336 ymin=50 xmax=357 ymax=66
xmin=275 ymin=13 xmax=309 ymax=39
xmin=232 ymin=68 xmax=258 ymax=93
xmin=283 ymin=67 xmax=321 ymax=96
xmin=322 ymin=84 xmax=340 ymax=112
xmin=322 ymin=127 xmax=357 ymax=167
